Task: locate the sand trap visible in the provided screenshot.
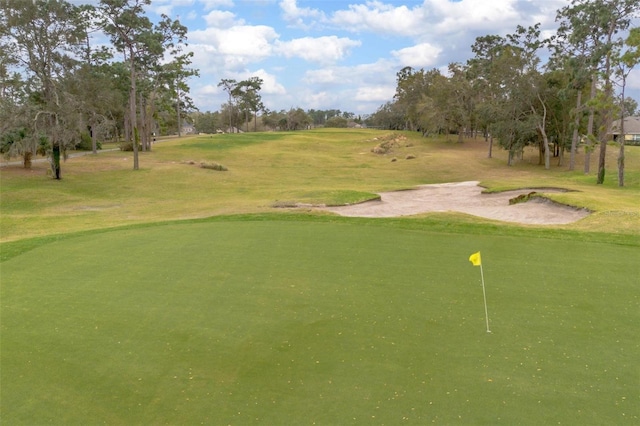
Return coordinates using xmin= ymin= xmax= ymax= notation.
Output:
xmin=320 ymin=181 xmax=589 ymax=225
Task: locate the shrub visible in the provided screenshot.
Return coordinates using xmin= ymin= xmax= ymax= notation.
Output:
xmin=76 ymin=132 xmax=102 ymax=151
xmin=509 ymin=191 xmax=539 ymax=205
xmin=325 ymin=116 xmax=348 ymax=128
xmin=119 ymin=141 xmax=139 ymax=151
xmin=200 ymin=162 xmax=228 ymax=171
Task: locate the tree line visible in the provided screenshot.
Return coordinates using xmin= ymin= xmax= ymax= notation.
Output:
xmin=368 ymin=0 xmax=639 ymax=186
xmin=193 ymin=78 xmax=364 ymax=134
xmin=0 ymin=0 xmax=197 ymax=177
xmin=3 ymin=0 xmax=637 ymax=187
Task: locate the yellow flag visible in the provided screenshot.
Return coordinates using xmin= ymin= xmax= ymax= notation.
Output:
xmin=469 ymin=251 xmax=481 ymax=266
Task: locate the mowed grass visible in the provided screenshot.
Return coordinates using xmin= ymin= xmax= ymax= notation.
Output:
xmin=2 ymin=220 xmax=638 ymax=424
xmin=1 ymin=129 xmax=639 ymax=424
xmin=1 ymin=128 xmax=639 ymax=243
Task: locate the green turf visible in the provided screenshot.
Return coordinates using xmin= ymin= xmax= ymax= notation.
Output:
xmin=2 ymin=220 xmax=638 ymax=424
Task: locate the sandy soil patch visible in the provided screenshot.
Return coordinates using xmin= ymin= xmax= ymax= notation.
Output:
xmin=320 ymin=181 xmax=590 ymax=225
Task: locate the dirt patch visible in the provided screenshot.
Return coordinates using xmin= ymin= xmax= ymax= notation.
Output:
xmin=319 ymin=181 xmax=590 ymax=225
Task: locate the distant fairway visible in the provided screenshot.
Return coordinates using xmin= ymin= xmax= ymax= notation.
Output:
xmin=2 ymin=218 xmax=638 ymax=424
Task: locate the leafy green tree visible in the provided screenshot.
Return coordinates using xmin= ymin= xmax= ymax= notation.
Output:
xmin=394 ymin=66 xmax=429 ymax=131
xmin=232 ymin=77 xmax=263 ymax=132
xmin=325 ymin=116 xmax=348 ymax=128
xmin=99 ymin=0 xmax=152 ymax=169
xmin=285 ymin=108 xmax=311 ymax=130
xmin=468 ymin=34 xmax=508 ymax=157
xmin=413 ymin=68 xmax=449 ymax=136
xmin=0 ymin=126 xmax=46 ymax=168
xmin=557 ymin=0 xmax=639 ymax=183
xmin=369 ymin=101 xmax=405 ymax=130
xmin=217 ymin=79 xmax=238 ymax=132
xmin=441 ymin=63 xmax=474 ymax=143
xmin=99 ymin=0 xmax=190 ymax=167
xmin=261 ymin=108 xmax=285 ymax=130
xmin=509 ymin=24 xmax=554 ymax=169
xmin=620 ymin=97 xmax=638 ymax=116
xmin=614 ymin=27 xmax=640 ymax=186
xmin=550 ymin=17 xmax=594 ymax=171
xmin=1 ymin=0 xmax=88 ymax=177
xmin=191 ymin=111 xmax=220 ymax=134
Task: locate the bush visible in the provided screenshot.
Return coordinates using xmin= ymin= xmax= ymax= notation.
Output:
xmin=325 ymin=116 xmax=348 ymax=128
xmin=509 ymin=191 xmax=539 ymax=205
xmin=76 ymin=132 xmax=102 ymax=151
xmin=119 ymin=141 xmax=140 ymax=151
xmin=200 ymin=162 xmax=228 ymax=171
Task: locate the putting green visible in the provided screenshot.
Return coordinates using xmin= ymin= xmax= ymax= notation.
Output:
xmin=1 ymin=220 xmax=638 ymax=424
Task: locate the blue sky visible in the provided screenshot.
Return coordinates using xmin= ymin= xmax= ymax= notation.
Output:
xmin=104 ymin=0 xmax=640 ymax=114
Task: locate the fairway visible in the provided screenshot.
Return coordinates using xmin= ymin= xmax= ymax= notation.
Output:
xmin=2 ymin=219 xmax=638 ymax=424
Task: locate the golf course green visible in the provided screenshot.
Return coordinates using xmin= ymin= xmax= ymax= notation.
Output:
xmin=1 ymin=129 xmax=639 ymax=424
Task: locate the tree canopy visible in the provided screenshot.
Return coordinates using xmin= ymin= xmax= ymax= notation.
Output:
xmin=0 ymin=0 xmax=196 ymax=175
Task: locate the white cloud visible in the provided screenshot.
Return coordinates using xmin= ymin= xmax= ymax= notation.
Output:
xmin=276 ymin=36 xmax=361 ymax=65
xmin=391 ymin=43 xmax=442 ymax=69
xmin=203 ymin=10 xmax=243 ymax=27
xmin=175 ymin=0 xmax=639 ymax=114
xmin=154 ymin=5 xmax=174 ymax=16
xmin=304 ymin=68 xmax=339 ymax=84
xmin=198 ymin=84 xmax=220 ymax=96
xmin=235 ymin=69 xmax=286 ymax=95
xmin=354 ymin=85 xmax=395 ymax=102
xmin=189 ymin=25 xmax=279 ymax=70
xmin=198 ymin=0 xmax=234 ymax=11
xmin=148 ymin=0 xmax=196 ymax=16
xmin=328 ymin=0 xmax=566 ymax=42
xmin=331 ymin=1 xmax=424 ymax=37
xmin=279 ymin=0 xmax=326 ymax=29
xmin=303 ymin=91 xmax=338 ymax=110
xmin=628 ymin=69 xmax=640 ymax=90
xmin=303 ymin=59 xmax=397 ymax=89
xmin=429 ymin=0 xmax=520 ymax=33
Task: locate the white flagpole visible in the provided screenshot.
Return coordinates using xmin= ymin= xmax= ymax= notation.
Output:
xmin=479 ymin=263 xmax=491 ymax=333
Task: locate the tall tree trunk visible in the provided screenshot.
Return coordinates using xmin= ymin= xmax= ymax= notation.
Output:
xmin=569 ymin=89 xmax=582 ymax=171
xmin=488 ymin=135 xmax=493 ymax=158
xmin=535 ymin=94 xmax=550 ymax=170
xmin=558 ymin=143 xmax=565 ymax=166
xmin=176 ymin=84 xmax=182 ymax=138
xmin=618 ymin=131 xmax=625 ymax=187
xmin=539 ymin=125 xmax=550 ymax=169
xmin=129 ymin=51 xmax=139 ymax=170
xmin=618 ymin=94 xmax=626 ymax=187
xmin=140 ymin=94 xmax=147 ymax=152
xmin=23 ymin=151 xmax=32 ymax=169
xmin=52 ymin=144 xmax=61 ymax=179
xmin=91 ymin=119 xmax=98 ymax=155
xmin=584 ymin=76 xmax=596 ymax=174
xmin=596 ymin=92 xmax=610 ymax=184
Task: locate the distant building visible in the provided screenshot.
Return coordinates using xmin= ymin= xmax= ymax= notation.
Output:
xmin=181 ymin=124 xmax=196 ymax=135
xmin=609 ymin=116 xmax=640 ymax=146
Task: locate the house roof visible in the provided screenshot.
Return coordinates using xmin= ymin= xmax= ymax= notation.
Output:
xmin=610 ymin=116 xmax=640 ymax=135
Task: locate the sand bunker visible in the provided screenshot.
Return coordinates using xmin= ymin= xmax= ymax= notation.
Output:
xmin=320 ymin=181 xmax=589 ymax=225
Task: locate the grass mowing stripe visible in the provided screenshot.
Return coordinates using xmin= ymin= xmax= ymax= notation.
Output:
xmin=2 ymin=212 xmax=639 ymax=263
xmin=2 ymin=221 xmax=638 ymax=424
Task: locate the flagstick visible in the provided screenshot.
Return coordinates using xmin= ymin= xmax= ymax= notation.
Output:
xmin=479 ymin=264 xmax=491 ymax=333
